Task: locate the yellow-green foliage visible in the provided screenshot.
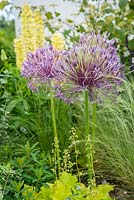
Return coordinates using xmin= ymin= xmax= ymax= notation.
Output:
xmin=23 ymin=172 xmax=114 ymax=200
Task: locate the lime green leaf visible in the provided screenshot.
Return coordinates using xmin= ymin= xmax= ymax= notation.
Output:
xmin=45 ymin=12 xmax=53 ymax=20
xmin=59 ymin=172 xmax=77 ymax=188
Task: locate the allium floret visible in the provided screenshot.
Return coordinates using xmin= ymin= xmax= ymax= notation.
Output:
xmin=56 ymin=32 xmax=124 ymax=102
xmin=21 ymin=46 xmax=60 ymax=90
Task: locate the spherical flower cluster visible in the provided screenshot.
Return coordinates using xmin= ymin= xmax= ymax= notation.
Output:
xmin=55 ymin=32 xmax=124 ymax=102
xmin=51 ymin=33 xmax=65 ymax=51
xmin=14 ymin=4 xmax=45 ymax=69
xmin=21 ymin=46 xmax=60 ymax=91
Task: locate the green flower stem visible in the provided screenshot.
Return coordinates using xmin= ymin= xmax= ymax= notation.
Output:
xmin=92 ymin=102 xmax=96 ymax=186
xmin=50 ymin=88 xmax=60 ymax=176
xmin=92 ymin=103 xmax=96 ymax=156
xmin=85 ymin=90 xmax=90 ymax=139
xmin=85 ymin=90 xmax=95 ymax=187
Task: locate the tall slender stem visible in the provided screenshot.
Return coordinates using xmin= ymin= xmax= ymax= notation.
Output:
xmin=92 ymin=102 xmax=96 ymax=186
xmin=50 ymin=87 xmax=60 ymax=175
xmin=92 ymin=103 xmax=96 ymax=156
xmin=85 ymin=90 xmax=92 ymax=184
xmin=85 ymin=90 xmax=95 ymax=187
xmin=85 ymin=90 xmax=90 ymax=137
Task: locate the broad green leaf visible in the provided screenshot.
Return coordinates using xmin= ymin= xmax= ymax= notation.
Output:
xmin=6 ymin=99 xmax=22 ymax=113
xmin=115 ymin=29 xmax=126 ymax=42
xmin=128 ymin=39 xmax=134 ymax=50
xmin=119 ymin=0 xmax=128 ymax=9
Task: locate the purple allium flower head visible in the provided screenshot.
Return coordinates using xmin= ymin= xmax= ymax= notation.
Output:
xmin=56 ymin=32 xmax=124 ymax=102
xmin=21 ymin=46 xmax=61 ymax=90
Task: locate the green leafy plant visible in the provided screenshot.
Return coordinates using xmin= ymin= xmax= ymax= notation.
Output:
xmin=7 ymin=180 xmax=24 ymax=200
xmin=22 ymin=172 xmax=113 ymax=200
xmin=0 ymin=142 xmax=54 ymax=199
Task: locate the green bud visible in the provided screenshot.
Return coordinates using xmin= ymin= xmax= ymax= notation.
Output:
xmin=1 ymin=49 xmax=7 ymax=62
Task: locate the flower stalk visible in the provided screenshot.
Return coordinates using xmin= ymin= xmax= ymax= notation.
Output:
xmin=92 ymin=103 xmax=96 ymax=156
xmin=50 ymin=87 xmax=60 ymax=176
xmin=85 ymin=90 xmax=96 ymax=188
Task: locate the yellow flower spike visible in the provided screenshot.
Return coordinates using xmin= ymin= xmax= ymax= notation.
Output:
xmin=14 ymin=37 xmax=24 ymax=69
xmin=14 ymin=4 xmax=45 ymax=69
xmin=51 ymin=33 xmax=65 ymax=51
xmin=21 ymin=4 xmax=32 ymax=17
xmin=34 ymin=9 xmax=45 ymax=47
xmin=21 ymin=4 xmax=35 ymax=52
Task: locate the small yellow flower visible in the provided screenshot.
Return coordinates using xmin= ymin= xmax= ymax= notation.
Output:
xmin=51 ymin=33 xmax=65 ymax=50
